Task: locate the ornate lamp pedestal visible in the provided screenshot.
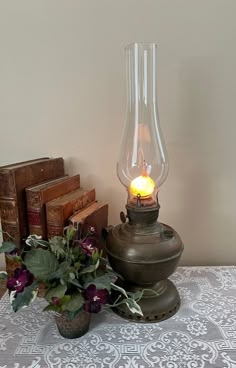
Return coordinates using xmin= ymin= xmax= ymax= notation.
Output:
xmin=105 ymin=201 xmax=183 ymax=322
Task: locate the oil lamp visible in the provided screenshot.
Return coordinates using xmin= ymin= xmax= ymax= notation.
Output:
xmin=105 ymin=43 xmax=184 ymax=322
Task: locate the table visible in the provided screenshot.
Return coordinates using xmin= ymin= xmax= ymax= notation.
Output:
xmin=0 ymin=266 xmax=236 ymax=368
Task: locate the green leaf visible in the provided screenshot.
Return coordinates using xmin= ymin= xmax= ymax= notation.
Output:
xmin=0 ymin=271 xmax=7 ymax=280
xmin=11 ymin=282 xmax=38 ymax=312
xmin=74 ymin=261 xmax=81 ymax=270
xmin=63 ymin=293 xmax=84 ymax=312
xmin=47 ymin=261 xmax=69 ymax=280
xmin=72 ymin=246 xmax=86 ymax=262
xmin=43 ymin=304 xmax=61 ymax=313
xmin=127 ymin=290 xmax=145 ymax=301
xmin=60 ymin=295 xmax=71 ymax=304
xmin=0 ymin=241 xmax=16 ymax=254
xmin=92 ymin=249 xmax=99 ymax=264
xmin=84 ymin=273 xmax=111 ymax=291
xmin=23 ymin=248 xmax=59 ymax=281
xmin=49 ymin=237 xmax=66 ymax=258
xmin=65 ymin=225 xmax=77 ymax=241
xmin=68 ymin=279 xmax=83 ymax=288
xmin=79 ymin=261 xmax=99 ymax=276
xmin=66 ymin=309 xmax=82 ymax=320
xmin=34 ymin=239 xmax=49 ymax=248
xmin=110 ymin=282 xmax=128 ymax=298
xmin=69 ymin=272 xmax=75 ymax=280
xmin=45 ymin=283 xmax=67 ymax=303
xmin=124 ymin=298 xmax=143 ymax=316
xmin=26 ymin=236 xmax=49 ymax=248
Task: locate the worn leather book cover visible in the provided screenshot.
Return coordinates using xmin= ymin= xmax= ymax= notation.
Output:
xmin=26 ymin=174 xmax=81 ymax=239
xmin=69 ymin=201 xmax=108 ymax=251
xmin=46 ymin=188 xmax=96 ymax=238
xmin=0 ymin=157 xmax=64 ymax=247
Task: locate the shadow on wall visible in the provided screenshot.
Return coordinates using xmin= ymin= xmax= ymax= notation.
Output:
xmin=178 ymin=59 xmax=218 ymax=218
xmin=173 ymin=60 xmax=226 ymax=264
xmin=178 ymin=59 xmax=219 ymax=148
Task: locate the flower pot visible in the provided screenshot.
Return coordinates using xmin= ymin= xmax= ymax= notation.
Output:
xmin=54 ymin=310 xmax=91 ymax=339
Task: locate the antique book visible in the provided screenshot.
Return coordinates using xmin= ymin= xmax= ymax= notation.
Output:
xmin=26 ymin=174 xmax=81 ymax=239
xmin=0 ymin=157 xmax=64 ymax=247
xmin=46 ymin=188 xmax=96 ymax=238
xmin=69 ymin=201 xmax=108 ymax=251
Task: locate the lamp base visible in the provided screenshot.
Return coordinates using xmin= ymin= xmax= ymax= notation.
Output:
xmin=105 ymin=202 xmax=183 ymax=323
xmin=111 ymin=278 xmax=180 ymax=323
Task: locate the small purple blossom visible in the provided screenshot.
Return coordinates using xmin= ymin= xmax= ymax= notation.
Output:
xmin=81 ymin=238 xmax=97 ymax=256
xmin=7 ymin=267 xmax=34 ymax=295
xmin=85 ymin=237 xmax=97 ymax=247
xmin=88 ymin=226 xmax=97 ymax=235
xmin=51 ymin=297 xmax=61 ymax=305
xmin=83 ymin=284 xmax=109 ymax=313
xmin=6 ymin=248 xmax=20 ymax=259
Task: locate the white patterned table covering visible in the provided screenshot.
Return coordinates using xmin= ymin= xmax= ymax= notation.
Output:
xmin=0 ymin=266 xmax=236 ymax=368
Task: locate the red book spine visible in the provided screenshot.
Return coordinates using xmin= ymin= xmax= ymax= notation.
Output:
xmin=27 ymin=209 xmax=42 ymax=226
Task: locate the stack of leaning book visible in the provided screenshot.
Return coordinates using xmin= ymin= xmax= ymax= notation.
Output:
xmin=0 ymin=157 xmax=108 ymax=258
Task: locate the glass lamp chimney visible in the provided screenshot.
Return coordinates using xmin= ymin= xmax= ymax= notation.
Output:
xmin=117 ymin=43 xmax=168 ymax=204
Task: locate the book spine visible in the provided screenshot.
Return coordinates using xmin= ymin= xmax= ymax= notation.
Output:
xmin=16 ymin=157 xmax=65 ymax=243
xmin=0 ymin=171 xmax=21 ymax=246
xmin=46 ymin=206 xmax=64 ymax=238
xmin=0 ymin=158 xmax=65 ymax=247
xmin=0 ymin=200 xmax=21 ymax=245
xmin=26 ymin=191 xmax=45 ymax=238
xmin=71 ymin=189 xmax=96 ymax=214
xmin=26 ymin=174 xmax=81 ymax=239
xmin=46 ymin=189 xmax=96 ymax=239
xmin=0 ymin=170 xmax=16 ymax=198
xmin=46 ymin=224 xmax=64 ymax=238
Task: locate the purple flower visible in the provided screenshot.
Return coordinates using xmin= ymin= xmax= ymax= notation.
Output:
xmin=88 ymin=226 xmax=97 ymax=235
xmin=7 ymin=267 xmax=34 ymax=295
xmin=83 ymin=284 xmax=109 ymax=313
xmin=81 ymin=238 xmax=97 ymax=256
xmin=6 ymin=249 xmax=20 ymax=259
xmin=51 ymin=297 xmax=61 ymax=306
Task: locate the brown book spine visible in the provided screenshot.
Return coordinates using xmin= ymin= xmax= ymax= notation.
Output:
xmin=0 ymin=170 xmax=20 ymax=244
xmin=46 ymin=188 xmax=96 ymax=238
xmin=0 ymin=157 xmax=64 ymax=247
xmin=0 ymin=170 xmax=16 ymax=198
xmin=26 ymin=175 xmax=80 ymax=239
xmin=26 ymin=191 xmax=44 ymax=237
xmin=0 ymin=200 xmax=21 ymax=244
xmin=69 ymin=202 xmax=108 ymax=251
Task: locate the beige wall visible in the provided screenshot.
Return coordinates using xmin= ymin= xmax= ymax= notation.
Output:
xmin=0 ymin=0 xmax=236 ymax=267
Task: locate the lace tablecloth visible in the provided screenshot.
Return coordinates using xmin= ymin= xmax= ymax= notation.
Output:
xmin=0 ymin=266 xmax=236 ymax=368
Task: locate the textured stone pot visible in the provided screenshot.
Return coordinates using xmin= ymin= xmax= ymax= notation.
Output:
xmin=55 ymin=310 xmax=91 ymax=339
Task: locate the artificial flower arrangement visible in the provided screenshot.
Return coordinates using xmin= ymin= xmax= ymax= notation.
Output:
xmin=0 ymin=225 xmax=143 ymax=336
